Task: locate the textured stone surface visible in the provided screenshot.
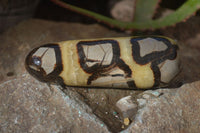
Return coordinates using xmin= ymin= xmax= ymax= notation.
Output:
xmin=0 ymin=74 xmax=109 ymax=133
xmin=0 ymin=18 xmax=200 ymax=132
xmin=123 ymin=81 xmax=200 ymax=133
xmin=186 ymin=33 xmax=200 ymax=49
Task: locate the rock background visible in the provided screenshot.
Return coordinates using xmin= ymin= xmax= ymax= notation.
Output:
xmin=124 ymin=81 xmax=200 ymax=133
xmin=0 ymin=18 xmax=200 ymax=132
xmin=0 ymin=75 xmax=109 ymax=133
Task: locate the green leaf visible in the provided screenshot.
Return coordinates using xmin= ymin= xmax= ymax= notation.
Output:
xmin=134 ymin=0 xmax=160 ymax=22
xmin=52 ymin=0 xmax=200 ymax=30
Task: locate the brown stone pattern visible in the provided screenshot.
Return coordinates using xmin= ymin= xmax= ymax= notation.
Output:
xmin=0 ymin=19 xmax=125 ymax=83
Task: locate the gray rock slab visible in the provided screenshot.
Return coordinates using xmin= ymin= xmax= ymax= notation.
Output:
xmin=122 ymin=81 xmax=200 ymax=133
xmin=0 ymin=74 xmax=110 ymax=133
